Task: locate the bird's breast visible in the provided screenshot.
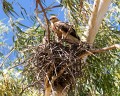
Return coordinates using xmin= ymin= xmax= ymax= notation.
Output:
xmin=51 ymin=23 xmax=56 ymax=31
xmin=51 ymin=23 xmax=62 ymax=39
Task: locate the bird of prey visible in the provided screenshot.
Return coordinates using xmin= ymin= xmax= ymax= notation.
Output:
xmin=50 ymin=16 xmax=80 ymax=44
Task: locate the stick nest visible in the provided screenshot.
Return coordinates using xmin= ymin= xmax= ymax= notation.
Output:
xmin=24 ymin=41 xmax=90 ymax=90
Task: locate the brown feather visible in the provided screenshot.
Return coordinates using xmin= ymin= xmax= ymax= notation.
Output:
xmin=54 ymin=21 xmax=80 ymax=40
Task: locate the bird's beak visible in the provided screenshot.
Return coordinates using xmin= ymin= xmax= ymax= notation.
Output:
xmin=48 ymin=19 xmax=50 ymax=21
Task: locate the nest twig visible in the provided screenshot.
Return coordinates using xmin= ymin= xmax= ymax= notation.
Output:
xmin=20 ymin=40 xmax=120 ymax=94
xmin=23 ymin=41 xmax=90 ymax=91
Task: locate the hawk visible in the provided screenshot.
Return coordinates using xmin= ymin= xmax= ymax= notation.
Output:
xmin=50 ymin=16 xmax=80 ymax=44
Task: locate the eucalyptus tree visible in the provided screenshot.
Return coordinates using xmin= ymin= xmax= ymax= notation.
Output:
xmin=1 ymin=0 xmax=120 ymax=96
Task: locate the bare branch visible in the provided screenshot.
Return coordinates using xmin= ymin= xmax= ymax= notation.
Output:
xmin=79 ymin=44 xmax=120 ymax=59
xmin=0 ymin=48 xmax=14 ymax=68
xmin=36 ymin=0 xmax=50 ymax=43
xmin=51 ymin=65 xmax=66 ymax=83
xmin=35 ymin=9 xmax=45 ymax=29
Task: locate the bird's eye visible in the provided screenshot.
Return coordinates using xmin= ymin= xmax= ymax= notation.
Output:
xmin=50 ymin=17 xmax=56 ymax=20
xmin=50 ymin=18 xmax=54 ymax=20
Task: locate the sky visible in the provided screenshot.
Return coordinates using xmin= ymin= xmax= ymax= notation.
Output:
xmin=0 ymin=0 xmax=120 ymax=67
xmin=0 ymin=0 xmax=65 ymax=66
xmin=0 ymin=0 xmax=65 ymax=46
xmin=0 ymin=0 xmax=65 ymax=26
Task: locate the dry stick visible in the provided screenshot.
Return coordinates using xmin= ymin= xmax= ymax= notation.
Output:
xmin=44 ymin=63 xmax=69 ymax=88
xmin=8 ymin=57 xmax=32 ymax=70
xmin=61 ymin=30 xmax=80 ymax=44
xmin=36 ymin=0 xmax=50 ymax=43
xmin=79 ymin=44 xmax=120 ymax=59
xmin=62 ymin=25 xmax=74 ymax=43
xmin=35 ymin=9 xmax=45 ymax=29
xmin=35 ymin=0 xmax=44 ymax=28
xmin=8 ymin=62 xmax=24 ymax=70
xmin=51 ymin=63 xmax=73 ymax=83
xmin=50 ymin=63 xmax=76 ymax=95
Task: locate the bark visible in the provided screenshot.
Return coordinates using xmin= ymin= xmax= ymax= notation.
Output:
xmin=79 ymin=44 xmax=120 ymax=59
xmin=45 ymin=83 xmax=69 ymax=96
xmin=44 ymin=64 xmax=70 ymax=96
xmin=36 ymin=0 xmax=50 ymax=43
xmin=82 ymin=0 xmax=112 ymax=45
xmin=81 ymin=0 xmax=111 ymax=63
xmin=54 ymin=85 xmax=69 ymax=96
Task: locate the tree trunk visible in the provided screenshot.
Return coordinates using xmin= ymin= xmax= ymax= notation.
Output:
xmin=81 ymin=0 xmax=111 ymax=62
xmin=82 ymin=0 xmax=111 ymax=44
xmin=53 ymin=85 xmax=69 ymax=96
xmin=45 ymin=83 xmax=69 ymax=96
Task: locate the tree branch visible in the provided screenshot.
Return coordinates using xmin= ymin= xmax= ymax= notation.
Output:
xmin=82 ymin=0 xmax=111 ymax=45
xmin=36 ymin=0 xmax=50 ymax=43
xmin=0 ymin=48 xmax=14 ymax=68
xmin=35 ymin=9 xmax=45 ymax=29
xmin=79 ymin=44 xmax=120 ymax=59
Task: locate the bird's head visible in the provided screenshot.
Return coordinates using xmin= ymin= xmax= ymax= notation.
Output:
xmin=50 ymin=16 xmax=59 ymax=23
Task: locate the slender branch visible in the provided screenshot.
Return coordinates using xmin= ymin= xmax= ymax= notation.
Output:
xmin=36 ymin=0 xmax=50 ymax=43
xmin=79 ymin=44 xmax=120 ymax=59
xmin=51 ymin=66 xmax=66 ymax=83
xmin=8 ymin=57 xmax=32 ymax=70
xmin=35 ymin=9 xmax=45 ymax=29
xmin=0 ymin=48 xmax=14 ymax=68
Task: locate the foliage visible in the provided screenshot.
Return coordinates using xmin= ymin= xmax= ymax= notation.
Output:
xmin=83 ymin=29 xmax=120 ymax=95
xmin=0 ymin=0 xmax=120 ymax=96
xmin=0 ymin=69 xmax=42 ymax=96
xmin=0 ymin=21 xmax=42 ymax=96
xmin=0 ymin=21 xmax=9 ymax=57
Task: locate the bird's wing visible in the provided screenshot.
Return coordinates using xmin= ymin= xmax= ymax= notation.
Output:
xmin=54 ymin=21 xmax=80 ymax=40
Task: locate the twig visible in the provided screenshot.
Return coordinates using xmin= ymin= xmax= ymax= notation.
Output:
xmin=0 ymin=48 xmax=14 ymax=68
xmin=51 ymin=66 xmax=66 ymax=83
xmin=8 ymin=57 xmax=32 ymax=70
xmin=35 ymin=8 xmax=45 ymax=29
xmin=36 ymin=0 xmax=50 ymax=43
xmin=19 ymin=81 xmax=39 ymax=95
xmin=51 ymin=63 xmax=74 ymax=83
xmin=79 ymin=44 xmax=120 ymax=59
